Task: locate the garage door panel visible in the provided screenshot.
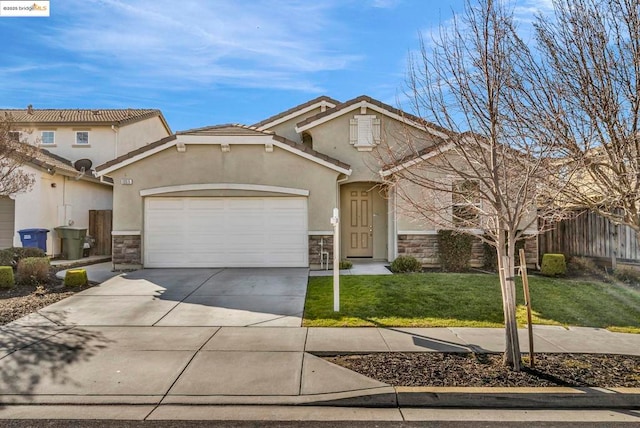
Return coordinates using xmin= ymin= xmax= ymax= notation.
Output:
xmin=144 ymin=196 xmax=308 ymax=268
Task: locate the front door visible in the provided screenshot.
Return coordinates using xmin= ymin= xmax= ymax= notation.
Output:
xmin=345 ymin=185 xmax=373 ymax=257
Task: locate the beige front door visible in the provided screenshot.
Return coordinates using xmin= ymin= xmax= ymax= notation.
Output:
xmin=345 ymin=185 xmax=373 ymax=257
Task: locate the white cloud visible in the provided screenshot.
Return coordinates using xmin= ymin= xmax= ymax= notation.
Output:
xmin=44 ymin=0 xmax=362 ymax=91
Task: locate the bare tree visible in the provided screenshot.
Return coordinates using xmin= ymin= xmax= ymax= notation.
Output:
xmin=534 ymin=0 xmax=640 ymax=241
xmin=0 ymin=115 xmax=37 ymax=196
xmin=379 ymin=0 xmax=569 ymax=370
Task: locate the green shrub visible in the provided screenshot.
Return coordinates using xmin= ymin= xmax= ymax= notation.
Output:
xmin=541 ymin=253 xmax=566 ymax=276
xmin=0 ymin=266 xmax=14 ymax=288
xmin=437 ymin=230 xmax=473 ymax=272
xmin=482 ymin=235 xmax=527 ymax=271
xmin=339 ymin=259 xmax=353 ymax=270
xmin=390 ymin=255 xmax=422 ymax=273
xmin=0 ymin=247 xmax=46 ymax=268
xmin=16 ymin=257 xmax=50 ymax=285
xmin=64 ymin=269 xmax=88 ymax=287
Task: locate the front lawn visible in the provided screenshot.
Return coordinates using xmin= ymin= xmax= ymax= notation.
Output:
xmin=303 ymin=273 xmax=640 ymax=333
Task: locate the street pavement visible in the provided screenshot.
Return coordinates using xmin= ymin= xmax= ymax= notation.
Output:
xmin=0 ymin=266 xmax=639 ymax=421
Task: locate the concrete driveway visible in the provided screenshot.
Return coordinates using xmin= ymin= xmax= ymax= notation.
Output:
xmin=37 ymin=268 xmax=309 ymax=327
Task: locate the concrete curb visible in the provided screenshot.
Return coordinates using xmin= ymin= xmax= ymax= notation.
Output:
xmin=1 ymin=387 xmax=639 ymax=409
xmin=394 ymin=386 xmax=640 ymax=409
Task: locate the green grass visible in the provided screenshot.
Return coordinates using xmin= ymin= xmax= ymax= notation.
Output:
xmin=303 ymin=273 xmax=640 ymax=333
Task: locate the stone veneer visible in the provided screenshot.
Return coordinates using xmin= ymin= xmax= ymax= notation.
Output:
xmin=397 ymin=233 xmax=538 ymax=268
xmin=112 ymin=235 xmax=142 ymax=267
xmin=309 ymin=235 xmax=333 ymax=266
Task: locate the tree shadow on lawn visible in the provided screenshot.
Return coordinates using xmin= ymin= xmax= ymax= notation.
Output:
xmin=0 ymin=315 xmax=111 ymax=404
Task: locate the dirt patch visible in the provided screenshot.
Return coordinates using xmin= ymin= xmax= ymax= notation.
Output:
xmin=325 ymin=353 xmax=640 ymax=388
xmin=0 ymin=271 xmax=91 ymax=325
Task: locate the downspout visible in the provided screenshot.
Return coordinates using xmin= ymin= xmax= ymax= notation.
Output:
xmin=111 ymin=125 xmax=119 ymax=158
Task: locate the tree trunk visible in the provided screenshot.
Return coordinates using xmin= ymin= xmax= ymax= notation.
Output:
xmin=497 ymin=233 xmax=521 ymax=370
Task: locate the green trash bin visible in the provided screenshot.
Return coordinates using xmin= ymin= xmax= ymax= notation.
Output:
xmin=54 ymin=226 xmax=87 ymax=260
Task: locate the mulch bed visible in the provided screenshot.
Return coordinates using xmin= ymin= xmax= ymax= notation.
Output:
xmin=0 ymin=270 xmax=92 ymax=325
xmin=325 ymin=353 xmax=640 ymax=388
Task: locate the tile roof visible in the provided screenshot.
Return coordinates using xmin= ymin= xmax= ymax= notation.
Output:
xmin=252 ymin=96 xmax=340 ymax=129
xmin=1 ymin=108 xmax=168 ymax=128
xmin=11 ymin=142 xmax=104 ymax=182
xmin=96 ymin=134 xmax=178 ymax=172
xmin=95 ymin=124 xmax=350 ymax=173
xmin=177 ymin=124 xmax=272 ymax=137
xmin=295 ymin=95 xmax=452 ymax=136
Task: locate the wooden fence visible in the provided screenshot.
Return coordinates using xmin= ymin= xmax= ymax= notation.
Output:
xmin=538 ymin=209 xmax=640 ymax=265
xmin=89 ymin=210 xmax=112 ymax=256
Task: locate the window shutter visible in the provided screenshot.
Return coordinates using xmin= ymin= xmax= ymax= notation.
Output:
xmin=357 ymin=115 xmax=373 ymax=146
xmin=372 ymin=117 xmax=381 ymax=144
xmin=349 ymin=119 xmax=358 ymax=145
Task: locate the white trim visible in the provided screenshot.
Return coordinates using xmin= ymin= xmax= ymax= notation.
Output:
xmin=97 ymin=134 xmax=351 ymax=176
xmin=40 ymin=130 xmax=55 ymax=145
xmin=256 ymin=100 xmax=337 ymax=130
xmin=381 ymin=142 xmax=456 ymax=177
xmin=140 ymin=183 xmax=310 ymax=197
xmin=75 ymin=130 xmax=90 ymax=145
xmin=112 ymin=230 xmax=141 ymax=236
xmin=308 ymin=231 xmax=334 ymax=235
xmin=96 ymin=138 xmax=177 ymax=176
xmin=295 ymin=101 xmax=450 ymax=139
xmin=271 ymin=140 xmax=351 ymax=175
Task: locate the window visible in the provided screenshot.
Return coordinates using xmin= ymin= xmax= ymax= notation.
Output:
xmin=75 ymin=131 xmax=89 ymax=145
xmin=8 ymin=131 xmax=20 ymax=142
xmin=41 ymin=131 xmax=55 ymax=145
xmin=452 ymin=180 xmax=481 ymax=228
xmin=349 ymin=114 xmax=380 ymax=151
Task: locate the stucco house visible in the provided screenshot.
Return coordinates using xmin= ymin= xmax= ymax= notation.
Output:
xmin=0 ymin=107 xmax=171 ymax=255
xmin=96 ymin=96 xmax=537 ymax=269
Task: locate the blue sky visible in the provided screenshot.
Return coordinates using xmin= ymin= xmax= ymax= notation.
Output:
xmin=0 ymin=0 xmax=550 ymax=132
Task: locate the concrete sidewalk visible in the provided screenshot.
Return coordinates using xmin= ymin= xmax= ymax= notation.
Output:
xmin=0 ymin=324 xmax=639 ymax=408
xmin=1 ymin=267 xmax=639 ymax=414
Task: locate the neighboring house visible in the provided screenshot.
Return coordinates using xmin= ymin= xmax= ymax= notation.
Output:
xmin=0 ymin=107 xmax=171 ymax=255
xmin=95 ymin=95 xmax=536 ymax=269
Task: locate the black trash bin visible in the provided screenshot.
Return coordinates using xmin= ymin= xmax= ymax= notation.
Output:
xmin=18 ymin=228 xmax=49 ymax=252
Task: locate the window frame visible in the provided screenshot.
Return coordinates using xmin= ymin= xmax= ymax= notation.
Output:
xmin=41 ymin=130 xmax=55 ymax=145
xmin=8 ymin=131 xmax=21 ymax=142
xmin=75 ymin=131 xmax=90 ymax=145
xmin=451 ymin=179 xmax=481 ymax=229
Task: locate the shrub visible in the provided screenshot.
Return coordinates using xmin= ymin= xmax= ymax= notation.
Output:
xmin=0 ymin=247 xmax=46 ymax=268
xmin=0 ymin=266 xmax=15 ymax=288
xmin=541 ymin=253 xmax=566 ymax=276
xmin=339 ymin=259 xmax=353 ymax=270
xmin=16 ymin=257 xmax=50 ymax=285
xmin=64 ymin=269 xmax=88 ymax=287
xmin=437 ymin=230 xmax=473 ymax=272
xmin=566 ymin=256 xmax=603 ymax=278
xmin=390 ymin=255 xmax=422 ymax=273
xmin=613 ymin=265 xmax=640 ymax=286
xmin=481 ymin=234 xmax=527 ymax=271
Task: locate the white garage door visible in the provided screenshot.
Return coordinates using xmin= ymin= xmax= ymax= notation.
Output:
xmin=144 ymin=197 xmax=308 ymax=268
xmin=0 ymin=197 xmax=15 ymax=249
